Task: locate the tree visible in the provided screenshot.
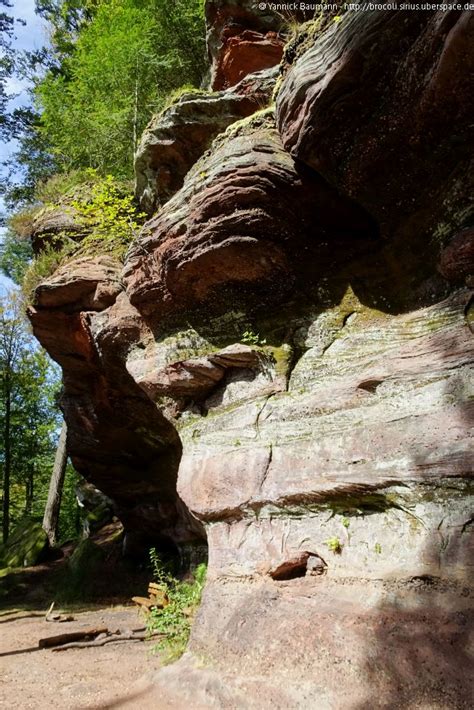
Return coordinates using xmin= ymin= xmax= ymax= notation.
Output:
xmin=0 ymin=290 xmax=60 ymax=541
xmin=33 ymin=0 xmax=206 ymax=177
xmin=2 ymin=0 xmax=207 ymax=211
xmin=0 ymin=0 xmax=14 ymax=142
xmin=0 ymin=292 xmax=22 ymax=542
xmin=0 ymin=225 xmax=34 ymax=284
xmin=42 ymin=419 xmax=67 ymax=546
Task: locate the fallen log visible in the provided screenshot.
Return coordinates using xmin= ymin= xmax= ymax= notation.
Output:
xmin=52 ymin=629 xmax=163 ymax=651
xmin=38 ymin=627 xmax=108 ymax=648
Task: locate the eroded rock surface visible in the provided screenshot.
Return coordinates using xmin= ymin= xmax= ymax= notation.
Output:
xmin=277 ymin=10 xmax=474 ymax=301
xmin=31 ymin=205 xmax=87 ymax=255
xmin=126 ymin=113 xmax=376 ymax=320
xmin=174 ymin=288 xmax=473 ymax=708
xmin=29 ymin=256 xmax=202 ymax=547
xmin=205 ymin=0 xmax=289 ymax=89
xmin=134 ymin=68 xmax=278 ymax=215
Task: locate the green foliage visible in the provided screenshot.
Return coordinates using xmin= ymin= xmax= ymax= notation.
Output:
xmin=71 ymin=174 xmax=144 ymax=257
xmin=147 ymin=549 xmax=207 ymax=663
xmin=241 ymin=330 xmax=267 ymax=346
xmin=0 ymin=0 xmax=15 ymax=143
xmin=0 ymin=291 xmax=62 ymax=541
xmin=0 ymin=517 xmax=48 ymax=568
xmin=35 ymin=0 xmax=206 ymax=177
xmin=34 ymin=168 xmax=102 ymax=204
xmin=57 ymin=465 xmax=81 ymax=543
xmin=13 ymin=172 xmax=144 ymax=302
xmin=0 ymin=229 xmax=34 ymax=285
xmin=2 ymin=0 xmax=206 ymax=208
xmin=161 ymin=84 xmax=204 ymax=111
xmin=324 ymin=537 xmax=343 ymax=554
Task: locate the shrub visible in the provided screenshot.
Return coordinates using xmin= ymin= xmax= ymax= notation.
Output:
xmin=34 ymin=168 xmax=102 ymax=204
xmin=71 ymin=174 xmax=145 ymax=259
xmin=147 ymin=548 xmax=207 ymax=663
xmin=8 ymin=207 xmax=42 ymax=239
xmin=18 ymin=174 xmax=145 ymax=303
xmin=241 ymin=330 xmax=267 ymax=346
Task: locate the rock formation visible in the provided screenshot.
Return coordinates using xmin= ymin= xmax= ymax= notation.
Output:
xmin=134 ymin=68 xmax=278 ymax=214
xmin=28 ymin=4 xmax=473 ymax=707
xmin=277 ymin=9 xmax=474 ymax=306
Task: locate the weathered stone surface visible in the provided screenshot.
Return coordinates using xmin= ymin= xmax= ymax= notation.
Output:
xmin=439 ymin=228 xmax=474 ymax=285
xmin=277 ymin=10 xmax=474 ymax=299
xmin=31 ymin=205 xmax=87 ymax=255
xmin=128 ymin=343 xmax=262 ymax=401
xmin=205 ymin=1 xmax=284 ymax=87
xmin=125 ymin=113 xmax=376 ymax=320
xmin=27 ymin=8 xmax=473 ymax=706
xmin=34 ymin=255 xmax=122 ymax=311
xmin=28 ymin=258 xmax=202 ymax=547
xmin=177 ymin=289 xmax=473 ymax=518
xmin=171 ymin=287 xmax=474 ymax=707
xmin=205 ymin=0 xmax=318 ymax=90
xmin=134 ymin=70 xmax=278 ymax=215
xmin=212 ymin=29 xmax=284 ymax=90
xmin=76 ymin=480 xmax=114 ymax=537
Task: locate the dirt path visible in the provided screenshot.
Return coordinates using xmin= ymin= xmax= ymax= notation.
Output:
xmin=0 ymin=606 xmax=162 ymax=709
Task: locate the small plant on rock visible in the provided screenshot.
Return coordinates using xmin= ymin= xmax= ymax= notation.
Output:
xmin=241 ymin=330 xmax=266 ymax=346
xmin=147 ymin=549 xmax=207 ymax=663
xmin=72 ymin=174 xmax=145 ymax=259
xmin=324 ymin=537 xmax=343 ymax=554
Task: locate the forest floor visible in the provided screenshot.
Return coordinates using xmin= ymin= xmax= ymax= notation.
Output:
xmin=0 ymin=606 xmax=164 ymax=709
xmin=0 ymin=525 xmax=189 ymax=709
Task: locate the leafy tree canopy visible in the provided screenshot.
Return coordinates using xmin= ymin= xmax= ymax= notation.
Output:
xmin=3 ymin=0 xmax=206 ymax=206
xmin=0 ymin=291 xmax=62 ymax=540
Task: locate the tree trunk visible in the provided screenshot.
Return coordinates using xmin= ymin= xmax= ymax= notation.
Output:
xmin=25 ymin=463 xmax=34 ymax=515
xmin=133 ymin=59 xmax=139 ymax=154
xmin=42 ymin=421 xmax=68 ymax=547
xmin=2 ymin=375 xmax=11 ymax=544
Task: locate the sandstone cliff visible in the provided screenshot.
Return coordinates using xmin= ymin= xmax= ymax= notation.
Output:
xmin=28 ymin=4 xmax=473 ymax=707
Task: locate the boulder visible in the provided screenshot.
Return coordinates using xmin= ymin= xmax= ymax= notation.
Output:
xmin=76 ymin=480 xmax=115 ymax=536
xmin=31 ymin=205 xmax=88 ymax=255
xmin=438 ymin=228 xmax=474 ymax=285
xmin=33 ymin=255 xmax=122 ymax=311
xmin=0 ymin=519 xmax=48 ymax=569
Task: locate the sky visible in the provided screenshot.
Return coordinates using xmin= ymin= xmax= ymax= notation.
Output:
xmin=0 ymin=0 xmax=47 ymax=294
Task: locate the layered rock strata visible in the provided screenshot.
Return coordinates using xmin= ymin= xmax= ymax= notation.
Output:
xmin=277 ymin=9 xmax=474 ymax=305
xmin=28 ymin=256 xmax=202 ymax=547
xmin=126 ymin=113 xmax=376 ymax=320
xmin=134 ymin=67 xmax=278 ymax=214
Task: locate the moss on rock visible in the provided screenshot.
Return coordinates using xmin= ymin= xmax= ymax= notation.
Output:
xmin=0 ymin=518 xmax=48 ymax=569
